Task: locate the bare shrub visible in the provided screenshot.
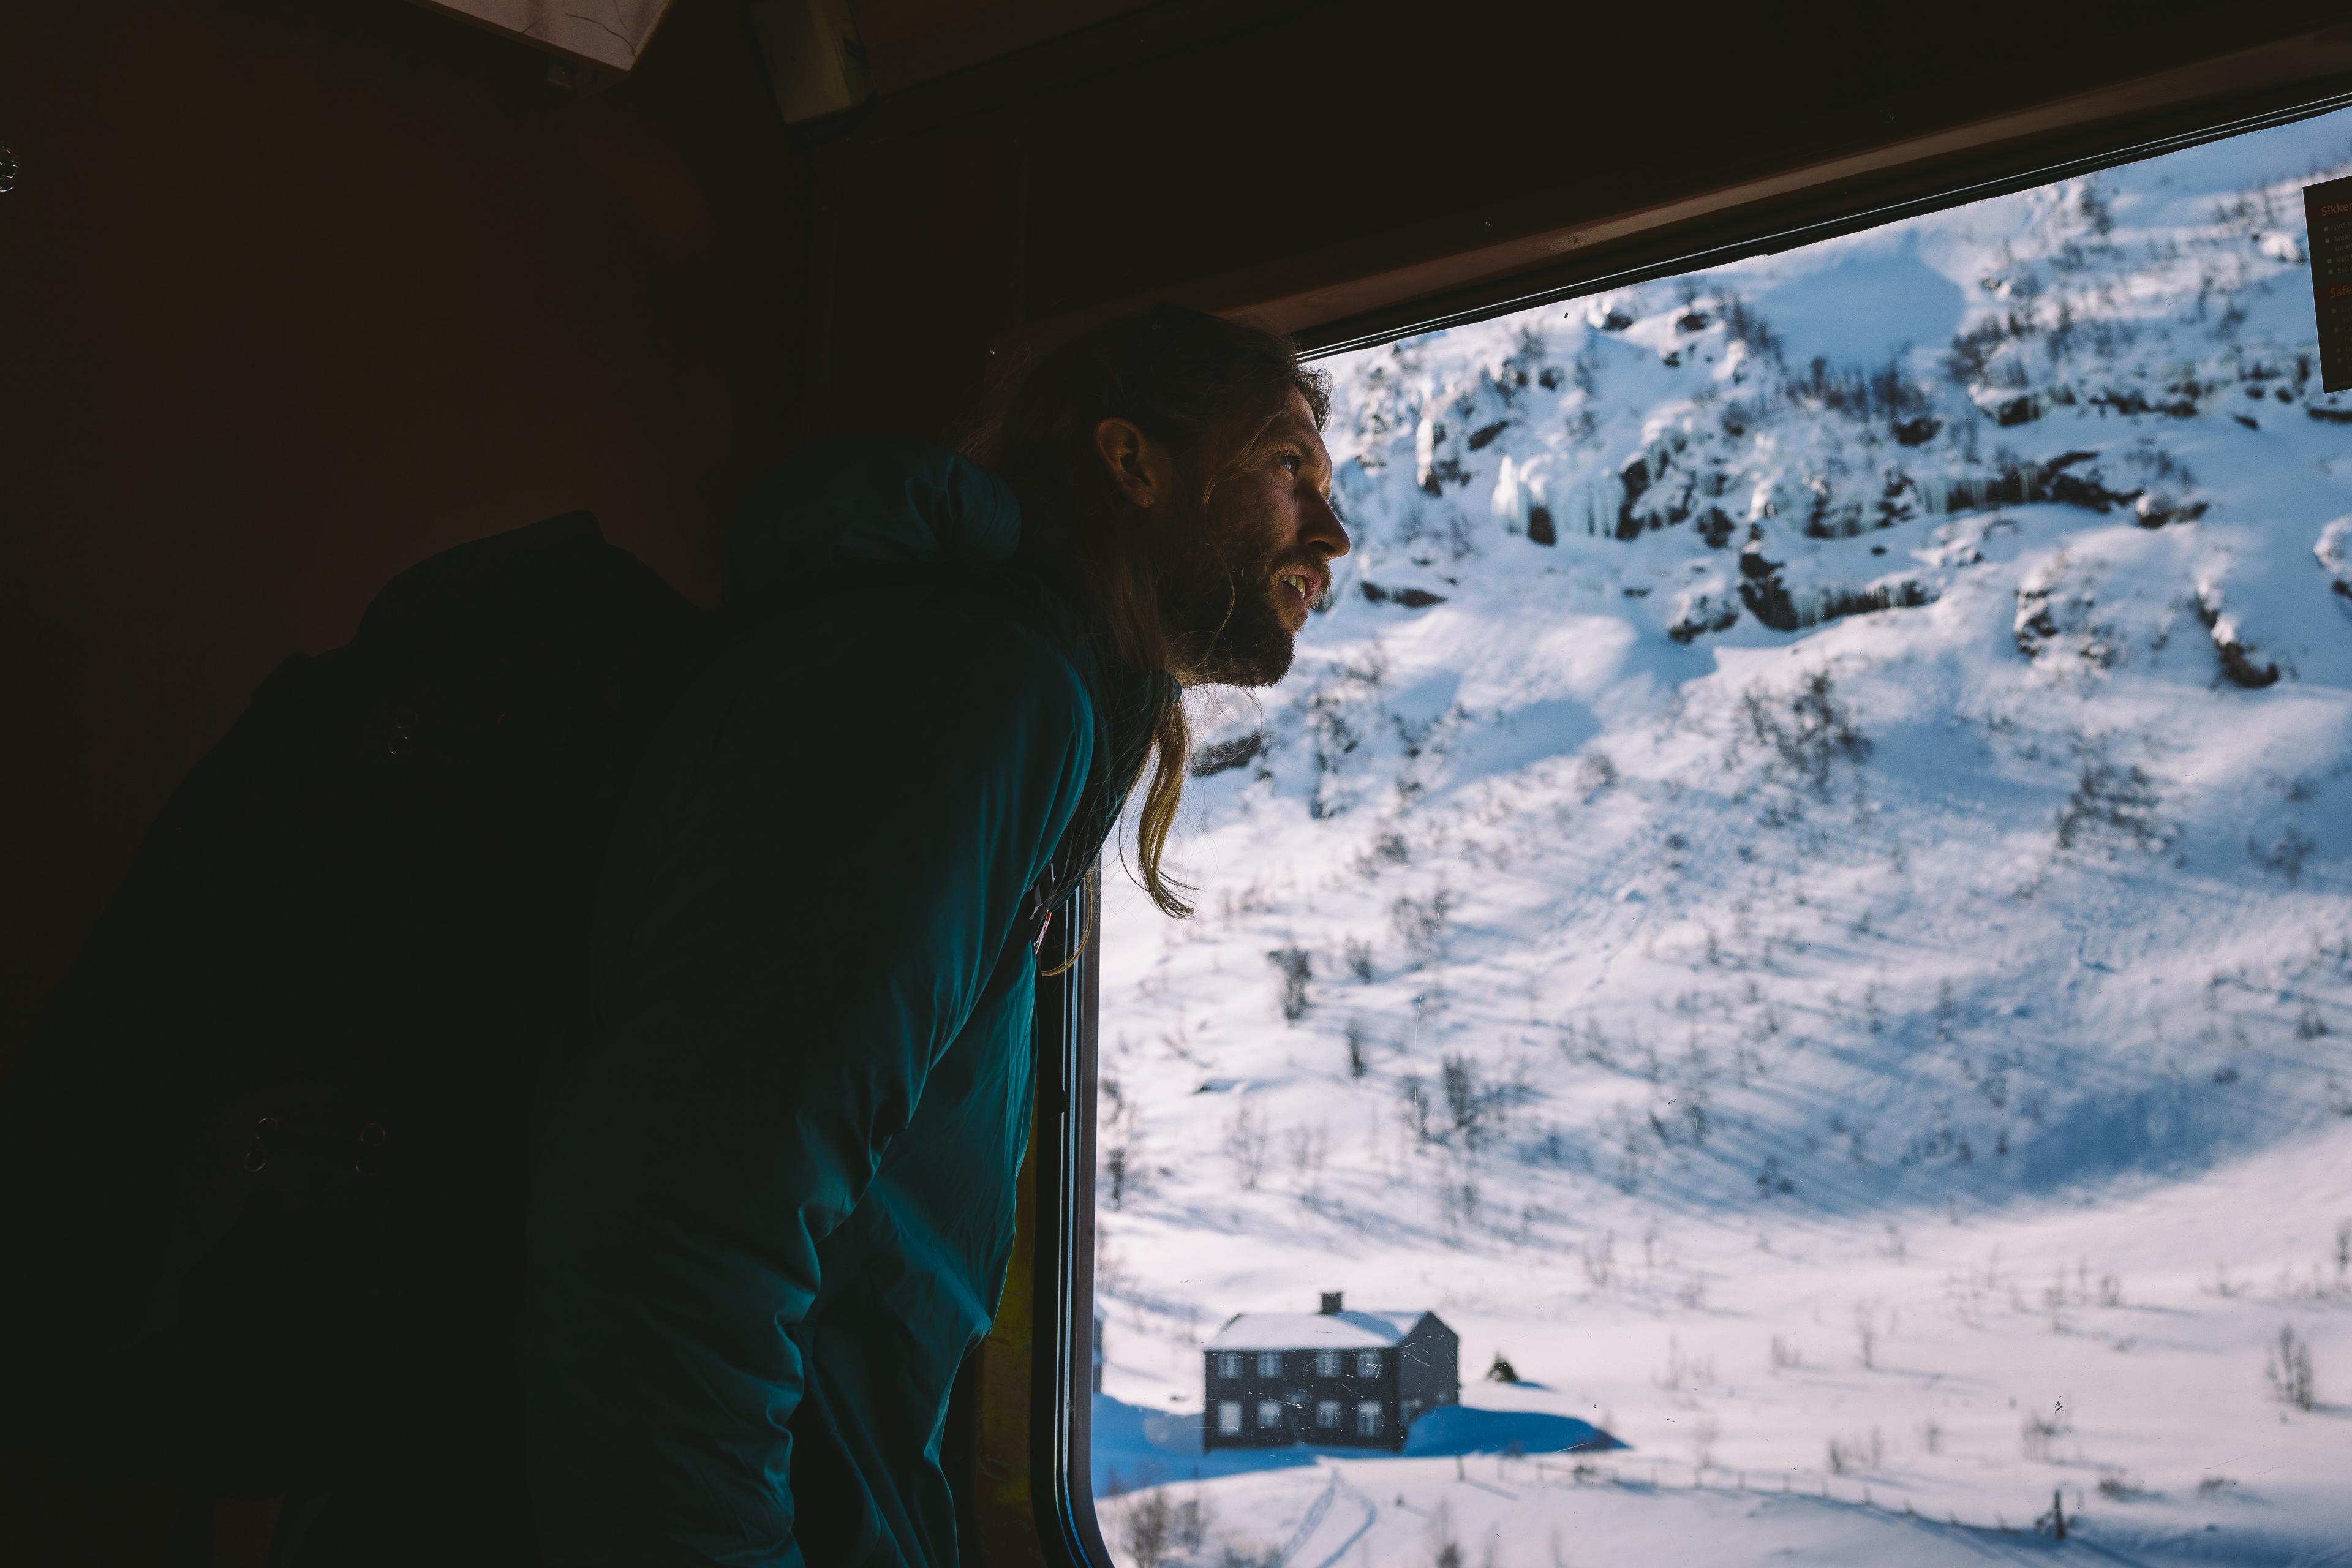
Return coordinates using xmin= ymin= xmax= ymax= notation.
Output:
xmin=1428 ymin=1501 xmax=1463 ymax=1568
xmin=1441 ymin=1054 xmax=1488 ymax=1144
xmin=1101 ymin=1079 xmax=1143 ymax=1211
xmin=1399 ymin=1076 xmax=1434 ymax=1144
xmin=1825 ymin=1428 xmax=1883 ymax=1476
xmin=1581 ymin=1231 xmax=1616 ymax=1289
xmin=1346 ymin=1017 xmax=1370 ymax=1077
xmin=1768 ymin=1335 xmax=1802 ymax=1371
xmin=2266 ymin=1324 xmax=2316 ymax=1411
xmin=1175 ymin=1489 xmax=1210 ymax=1551
xmin=1267 ymin=946 xmax=1313 ymax=1023
xmin=1286 ymin=1123 xmax=1329 ymax=1187
xmin=1392 ymin=888 xmax=1457 ymax=967
xmin=1691 ymin=1416 xmax=1722 ymax=1471
xmin=1654 ymin=1335 xmax=1716 ymax=1393
xmin=1853 ymin=1302 xmax=1881 ymax=1370
xmin=2021 ymin=1406 xmax=2071 ymax=1462
xmin=2056 ymin=762 xmax=2163 ymax=852
xmin=1740 ymin=671 xmax=1870 ymax=794
xmin=1344 ymin=936 xmax=1375 ymax=982
xmin=1439 ymin=1170 xmax=1480 ymax=1232
xmin=1123 ymin=1489 xmax=1174 ymax=1568
xmin=1223 ymin=1104 xmax=1270 ymax=1189
xmin=1577 ymin=752 xmax=1618 ymax=794
xmin=1916 ymin=1418 xmax=1944 ymax=1456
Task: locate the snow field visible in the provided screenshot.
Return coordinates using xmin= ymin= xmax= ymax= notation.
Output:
xmin=1089 ymin=108 xmax=2352 ymax=1567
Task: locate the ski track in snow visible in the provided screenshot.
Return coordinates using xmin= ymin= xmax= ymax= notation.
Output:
xmin=1089 ymin=110 xmax=2352 ymax=1567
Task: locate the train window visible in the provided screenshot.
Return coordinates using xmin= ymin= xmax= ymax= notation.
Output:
xmin=1084 ymin=104 xmax=2352 ymax=1565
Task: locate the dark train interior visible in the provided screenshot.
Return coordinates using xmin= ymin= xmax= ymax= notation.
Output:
xmin=5 ymin=4 xmax=2348 ymax=1564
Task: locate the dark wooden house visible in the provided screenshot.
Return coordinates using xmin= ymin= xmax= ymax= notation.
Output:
xmin=1202 ymin=1292 xmax=1459 ymax=1452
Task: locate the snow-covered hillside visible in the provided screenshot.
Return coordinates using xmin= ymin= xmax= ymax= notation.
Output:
xmin=1088 ymin=110 xmax=2352 ymax=1567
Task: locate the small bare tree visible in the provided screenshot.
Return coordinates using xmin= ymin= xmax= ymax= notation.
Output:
xmin=1691 ymin=1416 xmax=1722 ymax=1472
xmin=2267 ymin=1324 xmax=2316 ymax=1411
xmin=1267 ymin=946 xmax=1313 ymax=1023
xmin=1853 ymin=1302 xmax=1881 ymax=1370
xmin=1123 ymin=1490 xmax=1174 ymax=1568
xmin=1223 ymin=1104 xmax=1270 ymax=1189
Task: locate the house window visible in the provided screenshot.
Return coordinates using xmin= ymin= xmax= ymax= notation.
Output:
xmin=1354 ymin=1351 xmax=1381 ymax=1378
xmin=1257 ymin=1400 xmax=1283 ymax=1430
xmin=1314 ymin=1350 xmax=1340 ymax=1376
xmin=1217 ymin=1401 xmax=1242 ymax=1435
xmin=1257 ymin=1351 xmax=1283 ymax=1377
xmin=1316 ymin=1398 xmax=1341 ymax=1429
xmin=1215 ymin=1352 xmax=1243 ymax=1379
xmin=1355 ymin=1401 xmax=1383 ymax=1437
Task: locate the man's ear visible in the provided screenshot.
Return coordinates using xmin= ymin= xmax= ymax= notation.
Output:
xmin=1093 ymin=417 xmax=1171 ymax=515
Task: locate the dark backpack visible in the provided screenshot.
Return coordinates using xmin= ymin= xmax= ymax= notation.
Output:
xmin=0 ymin=512 xmax=720 ymax=1564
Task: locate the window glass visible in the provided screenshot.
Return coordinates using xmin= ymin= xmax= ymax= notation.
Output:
xmin=1213 ymin=1352 xmax=1240 ymax=1379
xmin=1315 ymin=1349 xmax=1340 ymax=1376
xmin=1090 ymin=108 xmax=2352 ymax=1564
xmin=1257 ymin=1400 xmax=1283 ymax=1430
xmin=1257 ymin=1351 xmax=1283 ymax=1378
xmin=1317 ymin=1398 xmax=1341 ymax=1429
xmin=1216 ymin=1401 xmax=1241 ymax=1435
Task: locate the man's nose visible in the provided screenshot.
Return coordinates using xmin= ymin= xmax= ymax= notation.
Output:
xmin=1302 ymin=491 xmax=1350 ymax=560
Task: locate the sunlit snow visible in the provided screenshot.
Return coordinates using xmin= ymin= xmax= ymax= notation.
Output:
xmin=1088 ymin=107 xmax=2352 ymax=1568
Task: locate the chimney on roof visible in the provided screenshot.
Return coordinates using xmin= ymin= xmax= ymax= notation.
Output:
xmin=1320 ymin=1292 xmax=1343 ymax=1314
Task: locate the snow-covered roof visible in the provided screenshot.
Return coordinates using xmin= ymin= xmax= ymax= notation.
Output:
xmin=1205 ymin=1310 xmax=1428 ymax=1350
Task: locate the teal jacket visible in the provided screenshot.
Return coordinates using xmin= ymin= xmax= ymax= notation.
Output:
xmin=522 ymin=442 xmax=1129 ymax=1567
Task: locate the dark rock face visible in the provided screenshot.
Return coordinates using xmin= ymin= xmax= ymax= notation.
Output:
xmin=1191 ymin=730 xmax=1267 ymax=777
xmin=1667 ymin=590 xmax=1740 ymax=644
xmin=1361 ymin=582 xmax=1448 ymax=609
xmin=1696 ymin=507 xmax=1736 ymax=549
xmin=1996 ymin=395 xmax=2041 ymax=426
xmin=2089 ymin=387 xmax=2199 ymax=418
xmin=1466 ymin=420 xmax=1512 ymax=451
xmin=1616 ymin=454 xmax=1653 ymax=541
xmin=2194 ymin=588 xmax=2280 ymax=689
xmin=2037 ymin=451 xmax=2133 ymax=512
xmin=1893 ymin=415 xmax=1942 ymax=446
xmin=1526 ymin=505 xmax=1556 ymax=546
xmin=1738 ymin=528 xmax=1800 ymax=632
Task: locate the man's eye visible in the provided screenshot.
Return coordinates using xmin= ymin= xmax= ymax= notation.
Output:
xmin=1277 ymin=453 xmax=1302 ymax=475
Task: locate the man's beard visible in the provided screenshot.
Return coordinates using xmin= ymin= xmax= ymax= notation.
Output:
xmin=1153 ymin=501 xmax=1299 ymax=688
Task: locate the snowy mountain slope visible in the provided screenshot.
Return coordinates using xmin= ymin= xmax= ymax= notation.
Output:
xmin=1090 ymin=109 xmax=2352 ymax=1567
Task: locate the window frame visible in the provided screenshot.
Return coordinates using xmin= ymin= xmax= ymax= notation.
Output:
xmin=1012 ymin=73 xmax=2352 ymax=1568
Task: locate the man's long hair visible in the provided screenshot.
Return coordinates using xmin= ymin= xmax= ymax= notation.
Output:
xmin=962 ymin=304 xmax=1330 ymax=918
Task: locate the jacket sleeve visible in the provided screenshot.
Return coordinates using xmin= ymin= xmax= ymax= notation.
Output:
xmin=522 ymin=609 xmax=1097 ymax=1568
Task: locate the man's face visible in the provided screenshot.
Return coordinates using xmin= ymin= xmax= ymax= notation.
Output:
xmin=1147 ymin=389 xmax=1351 ymax=687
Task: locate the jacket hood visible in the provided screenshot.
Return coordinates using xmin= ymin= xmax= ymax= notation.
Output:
xmin=725 ymin=437 xmax=1022 ymax=621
